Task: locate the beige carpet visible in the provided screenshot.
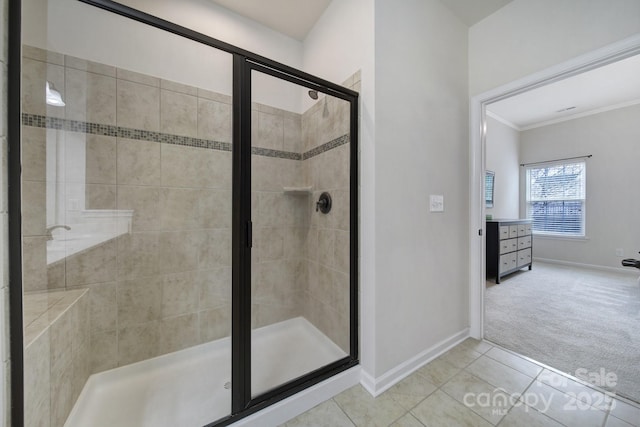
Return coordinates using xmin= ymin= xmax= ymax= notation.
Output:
xmin=485 ymin=261 xmax=640 ymax=403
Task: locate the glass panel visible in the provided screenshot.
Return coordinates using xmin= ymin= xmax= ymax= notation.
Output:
xmin=21 ymin=2 xmax=233 ymax=426
xmin=251 ymin=70 xmax=351 ymax=397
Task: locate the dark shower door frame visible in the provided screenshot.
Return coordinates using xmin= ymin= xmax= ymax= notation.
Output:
xmin=7 ymin=1 xmax=359 ymax=426
xmin=235 ymin=60 xmax=359 ymax=418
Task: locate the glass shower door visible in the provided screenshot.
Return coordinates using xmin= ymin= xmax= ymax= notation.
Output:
xmin=249 ymin=68 xmax=353 ymax=397
xmin=19 ymin=2 xmax=234 ymax=425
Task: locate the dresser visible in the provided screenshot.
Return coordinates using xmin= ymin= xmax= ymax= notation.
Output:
xmin=486 ymin=219 xmax=533 ymax=284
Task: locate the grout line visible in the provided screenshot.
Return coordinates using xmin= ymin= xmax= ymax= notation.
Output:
xmin=479 ymin=348 xmax=542 ymax=380
xmin=331 ymin=396 xmax=358 ymax=427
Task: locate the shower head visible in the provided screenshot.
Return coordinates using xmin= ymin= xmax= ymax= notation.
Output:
xmin=308 ymin=90 xmax=318 ymax=100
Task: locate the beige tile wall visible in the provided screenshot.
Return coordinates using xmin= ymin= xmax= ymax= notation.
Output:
xmin=251 ymin=73 xmax=359 ymax=351
xmin=20 ymin=45 xmax=358 ymax=390
xmin=20 ymin=46 xmax=234 ymax=375
xmin=23 ymin=289 xmax=90 ymax=427
xmin=251 ymin=103 xmax=307 ymax=329
xmin=301 ymin=73 xmax=360 ymax=353
xmin=1 ymin=0 xmax=9 ymax=424
xmin=250 ymin=72 xmax=360 ymax=349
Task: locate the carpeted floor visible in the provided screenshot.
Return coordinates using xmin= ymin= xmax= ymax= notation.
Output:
xmin=485 ymin=261 xmax=640 ymax=403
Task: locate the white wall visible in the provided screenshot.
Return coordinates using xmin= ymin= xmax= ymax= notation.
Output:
xmin=485 ymin=116 xmax=519 ymax=219
xmin=519 ymin=104 xmax=640 ymax=269
xmin=22 ymin=0 xmax=306 ymax=112
xmin=303 ymin=0 xmax=472 ymax=385
xmin=112 ymin=0 xmax=307 ymax=113
xmin=1 ymin=0 xmax=9 ymax=423
xmin=302 ymin=0 xmax=378 ymax=379
xmin=469 ymin=0 xmax=640 ymax=96
xmin=116 ymin=0 xmax=302 ymax=64
xmin=374 ymin=0 xmax=469 ymax=376
xmin=303 ymin=0 xmax=371 ymax=87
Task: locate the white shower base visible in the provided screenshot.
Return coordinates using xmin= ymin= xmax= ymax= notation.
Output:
xmin=64 ymin=317 xmax=347 ymax=427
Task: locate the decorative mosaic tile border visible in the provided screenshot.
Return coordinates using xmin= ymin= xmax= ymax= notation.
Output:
xmin=303 ymin=134 xmax=350 ymax=160
xmin=22 ymin=113 xmax=348 ymax=160
xmin=251 ymin=146 xmax=301 ymax=160
xmin=22 ymin=113 xmax=233 ymax=152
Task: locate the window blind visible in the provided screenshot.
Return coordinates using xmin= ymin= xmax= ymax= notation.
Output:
xmin=525 ymin=161 xmax=586 ymax=236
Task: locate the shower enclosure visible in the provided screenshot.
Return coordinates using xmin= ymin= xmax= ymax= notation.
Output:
xmin=10 ymin=0 xmax=359 ymax=426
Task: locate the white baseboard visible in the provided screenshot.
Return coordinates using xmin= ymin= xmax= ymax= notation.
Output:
xmin=232 ymin=366 xmax=361 ymax=427
xmin=534 ymin=257 xmax=639 ymax=276
xmin=360 ymin=328 xmax=469 ymax=397
xmin=360 ymin=369 xmax=376 ymax=395
xmin=234 ymin=328 xmax=473 ymax=424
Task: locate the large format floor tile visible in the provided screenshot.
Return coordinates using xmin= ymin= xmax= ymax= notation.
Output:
xmin=284 ymin=400 xmax=354 ymax=427
xmin=499 ymin=404 xmax=564 ymax=427
xmin=416 ymin=358 xmax=461 ymax=387
xmin=484 ymin=347 xmax=543 ymax=378
xmin=441 ymin=370 xmax=514 ymax=425
xmin=437 ymin=345 xmax=483 ymax=369
xmin=536 ymin=369 xmax=613 ymax=411
xmin=465 ymin=355 xmax=534 ymax=395
xmin=524 ymin=380 xmax=608 ymax=427
xmin=610 ymin=399 xmax=640 ymax=426
xmin=384 ymin=372 xmax=438 ymax=411
xmin=279 ymin=339 xmax=640 ymax=427
xmin=411 ymin=390 xmax=493 ymax=427
xmin=333 ymin=385 xmax=407 ymax=427
xmin=389 ymin=413 xmax=424 ymax=427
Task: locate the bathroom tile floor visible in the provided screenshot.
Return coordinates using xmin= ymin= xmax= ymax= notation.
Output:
xmin=280 ymin=339 xmax=640 ymax=427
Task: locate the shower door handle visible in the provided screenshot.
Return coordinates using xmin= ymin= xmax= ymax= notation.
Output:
xmin=247 ymin=221 xmax=252 ymax=248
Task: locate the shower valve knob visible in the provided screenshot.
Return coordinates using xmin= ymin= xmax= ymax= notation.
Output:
xmin=316 ymin=192 xmax=332 ymax=214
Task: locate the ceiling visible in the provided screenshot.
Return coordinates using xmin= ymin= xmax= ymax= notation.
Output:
xmin=439 ymin=0 xmax=513 ymax=26
xmin=209 ymin=0 xmax=513 ymax=41
xmin=209 ymin=0 xmax=331 ymax=40
xmin=487 ymin=54 xmax=640 ymax=130
xmin=207 ymin=1 xmax=640 ymax=130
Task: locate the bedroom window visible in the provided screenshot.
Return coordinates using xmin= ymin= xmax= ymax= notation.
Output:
xmin=525 ymin=160 xmax=586 ymax=237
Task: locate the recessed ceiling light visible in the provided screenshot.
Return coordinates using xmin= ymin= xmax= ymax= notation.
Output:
xmin=555 ymin=106 xmax=576 ymax=113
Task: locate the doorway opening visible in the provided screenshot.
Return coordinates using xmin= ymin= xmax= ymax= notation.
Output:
xmin=469 ymin=34 xmax=640 ymax=404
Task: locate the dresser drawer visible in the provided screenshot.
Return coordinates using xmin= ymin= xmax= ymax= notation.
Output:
xmin=500 ymin=238 xmax=518 ymax=254
xmin=487 ymin=220 xmax=534 ymax=284
xmin=517 ymin=249 xmax=532 ymax=268
xmin=500 ymin=253 xmax=517 ymax=274
xmin=499 ymin=226 xmax=509 ymax=240
xmin=517 ymin=224 xmax=529 ymax=237
xmin=518 ymin=236 xmax=532 ymax=250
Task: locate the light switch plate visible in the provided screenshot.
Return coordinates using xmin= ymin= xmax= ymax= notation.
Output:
xmin=430 ymin=195 xmax=444 ymax=212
